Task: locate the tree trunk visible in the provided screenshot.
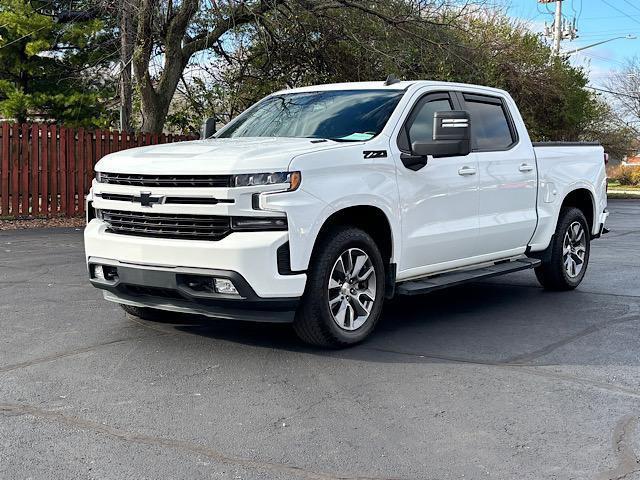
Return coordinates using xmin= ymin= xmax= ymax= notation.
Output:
xmin=140 ymin=94 xmax=171 ymax=133
xmin=138 ymin=52 xmax=187 ymax=133
xmin=119 ymin=0 xmax=134 ymax=132
xmin=133 ymin=0 xmax=282 ymax=133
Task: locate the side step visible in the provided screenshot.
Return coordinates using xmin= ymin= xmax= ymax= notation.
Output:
xmin=396 ymin=257 xmax=541 ymax=296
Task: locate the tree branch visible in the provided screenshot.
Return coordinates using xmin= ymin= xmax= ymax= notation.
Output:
xmin=182 ymin=0 xmax=285 ymax=58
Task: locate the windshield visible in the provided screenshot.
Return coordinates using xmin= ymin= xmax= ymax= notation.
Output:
xmin=217 ymin=89 xmax=405 ymax=141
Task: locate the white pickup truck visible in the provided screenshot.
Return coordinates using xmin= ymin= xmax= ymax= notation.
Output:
xmin=84 ymin=80 xmax=609 ymax=347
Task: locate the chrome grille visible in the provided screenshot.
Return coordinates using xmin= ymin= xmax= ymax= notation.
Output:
xmin=101 ymin=209 xmax=231 ymax=241
xmin=99 ymin=172 xmax=232 ymax=187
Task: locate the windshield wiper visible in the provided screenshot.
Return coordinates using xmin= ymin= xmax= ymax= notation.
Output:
xmin=325 ymin=137 xmax=360 ymax=142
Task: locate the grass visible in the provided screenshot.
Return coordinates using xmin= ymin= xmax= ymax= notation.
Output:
xmin=608 ymin=181 xmax=640 ymax=191
xmin=607 ymin=180 xmax=640 ymax=198
xmin=608 ymin=192 xmax=640 ymax=199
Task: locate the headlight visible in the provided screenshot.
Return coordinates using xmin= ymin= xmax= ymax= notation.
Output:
xmin=95 ymin=171 xmax=103 ymax=183
xmin=234 ymin=171 xmax=301 ymax=191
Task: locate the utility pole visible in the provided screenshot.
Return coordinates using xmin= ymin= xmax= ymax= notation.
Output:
xmin=541 ymin=0 xmax=578 ymax=56
xmin=552 ymin=0 xmax=562 ymax=55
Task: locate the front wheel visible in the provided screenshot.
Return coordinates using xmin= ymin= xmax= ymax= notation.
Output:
xmin=535 ymin=207 xmax=591 ymax=291
xmin=293 ymin=227 xmax=386 ymax=347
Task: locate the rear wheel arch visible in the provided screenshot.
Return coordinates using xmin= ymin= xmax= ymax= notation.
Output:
xmin=560 ymin=188 xmax=595 ymax=234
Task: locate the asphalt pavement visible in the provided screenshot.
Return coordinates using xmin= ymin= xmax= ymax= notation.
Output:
xmin=1 ymin=199 xmax=639 ymax=480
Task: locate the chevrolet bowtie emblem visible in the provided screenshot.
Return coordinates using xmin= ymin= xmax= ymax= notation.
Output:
xmin=135 ymin=192 xmax=162 ymax=207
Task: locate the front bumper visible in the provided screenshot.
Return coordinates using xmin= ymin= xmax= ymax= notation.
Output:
xmin=85 ymin=219 xmax=306 ymax=298
xmin=89 ymin=260 xmax=299 ymax=322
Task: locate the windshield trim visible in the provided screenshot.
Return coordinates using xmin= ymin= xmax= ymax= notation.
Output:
xmin=214 ymin=89 xmax=407 ymax=142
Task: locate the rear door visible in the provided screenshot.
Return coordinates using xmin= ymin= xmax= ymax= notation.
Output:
xmin=392 ymin=90 xmax=480 ymax=278
xmin=458 ymin=92 xmax=537 ymax=256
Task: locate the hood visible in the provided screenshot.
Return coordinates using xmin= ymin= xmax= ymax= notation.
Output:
xmin=95 ymin=137 xmax=358 ymax=174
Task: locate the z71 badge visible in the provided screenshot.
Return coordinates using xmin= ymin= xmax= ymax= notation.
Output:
xmin=363 ymin=150 xmax=387 ymax=159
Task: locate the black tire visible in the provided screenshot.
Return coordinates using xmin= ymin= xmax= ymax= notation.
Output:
xmin=120 ymin=303 xmax=169 ymax=321
xmin=534 ymin=207 xmax=591 ymax=291
xmin=293 ymin=227 xmax=386 ymax=348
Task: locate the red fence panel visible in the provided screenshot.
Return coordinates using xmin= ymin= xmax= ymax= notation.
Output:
xmin=41 ymin=125 xmax=49 ymax=215
xmin=0 ymin=122 xmax=196 ymax=218
xmin=50 ymin=125 xmax=58 ymax=215
xmin=11 ymin=124 xmax=19 ymax=216
xmin=30 ymin=124 xmax=39 ymax=215
xmin=1 ymin=123 xmax=8 ymax=216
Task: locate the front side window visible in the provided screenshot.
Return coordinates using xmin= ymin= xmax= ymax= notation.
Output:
xmin=408 ymin=99 xmax=453 ymax=144
xmin=217 ymin=90 xmax=405 ymax=141
xmin=464 ymin=97 xmax=515 ymax=150
xmin=397 ymin=95 xmax=452 ymax=151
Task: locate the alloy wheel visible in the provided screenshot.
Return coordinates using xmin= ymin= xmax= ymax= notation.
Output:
xmin=563 ymin=221 xmax=587 ymax=278
xmin=327 ymin=248 xmax=377 ymax=331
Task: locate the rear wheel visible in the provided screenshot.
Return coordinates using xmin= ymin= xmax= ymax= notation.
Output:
xmin=293 ymin=227 xmax=385 ymax=347
xmin=535 ymin=207 xmax=590 ymax=291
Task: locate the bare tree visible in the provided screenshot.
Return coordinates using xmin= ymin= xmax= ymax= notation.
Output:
xmin=130 ymin=0 xmax=489 ymax=133
xmin=606 ymin=56 xmax=640 ymax=126
xmin=132 ymin=0 xmax=287 ymax=132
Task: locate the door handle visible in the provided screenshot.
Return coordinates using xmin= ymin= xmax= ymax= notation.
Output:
xmin=519 ymin=163 xmax=534 ymax=172
xmin=458 ymin=166 xmax=476 ymax=176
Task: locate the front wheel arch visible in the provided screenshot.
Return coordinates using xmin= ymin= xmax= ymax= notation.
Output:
xmin=310 ymin=205 xmax=394 ymax=267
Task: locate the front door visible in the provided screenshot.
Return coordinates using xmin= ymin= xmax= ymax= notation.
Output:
xmin=391 ymin=91 xmax=480 ymax=279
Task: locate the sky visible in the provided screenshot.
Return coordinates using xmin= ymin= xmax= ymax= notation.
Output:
xmin=502 ymin=0 xmax=640 ymax=88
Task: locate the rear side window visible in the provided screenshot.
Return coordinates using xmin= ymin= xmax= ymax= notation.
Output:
xmin=464 ymin=95 xmax=515 ymax=150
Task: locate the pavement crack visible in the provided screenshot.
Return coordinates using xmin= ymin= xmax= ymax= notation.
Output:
xmin=0 ymin=403 xmax=401 ymax=480
xmin=363 ymin=346 xmax=506 ymax=366
xmin=0 ymin=334 xmax=164 ymax=374
xmin=361 ymin=348 xmax=640 ymax=399
xmin=596 ymin=414 xmax=640 ymax=480
xmin=504 ymin=302 xmax=640 ymax=364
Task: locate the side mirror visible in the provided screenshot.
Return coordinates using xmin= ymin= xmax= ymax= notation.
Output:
xmin=412 ymin=111 xmax=471 ymax=158
xmin=200 ymin=117 xmax=216 ymax=139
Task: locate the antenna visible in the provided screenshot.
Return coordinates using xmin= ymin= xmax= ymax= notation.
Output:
xmin=384 ymin=74 xmax=401 ymax=86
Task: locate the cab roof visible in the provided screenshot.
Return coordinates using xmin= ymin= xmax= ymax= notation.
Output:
xmin=273 ymin=80 xmax=510 ymax=97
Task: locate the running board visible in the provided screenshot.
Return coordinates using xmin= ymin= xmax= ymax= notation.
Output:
xmin=395 ymin=258 xmax=541 ymax=296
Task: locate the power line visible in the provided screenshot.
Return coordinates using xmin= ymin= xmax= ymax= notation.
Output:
xmin=581 ymin=14 xmax=640 ymax=19
xmin=571 ymin=0 xmax=583 ymax=21
xmin=599 ymin=0 xmax=640 ymax=26
xmin=0 ymin=25 xmax=48 ymax=50
xmin=586 ymin=86 xmax=640 ymax=100
xmin=578 ymin=51 xmax=627 ymax=67
xmin=622 ymin=0 xmax=640 ymax=14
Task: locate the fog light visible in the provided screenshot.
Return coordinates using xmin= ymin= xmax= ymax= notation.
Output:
xmin=214 ymin=278 xmax=238 ymax=295
xmin=94 ymin=265 xmax=105 ymax=280
xmin=93 ymin=264 xmax=118 ymax=282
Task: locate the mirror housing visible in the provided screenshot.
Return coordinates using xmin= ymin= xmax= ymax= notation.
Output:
xmin=200 ymin=117 xmax=216 ymax=139
xmin=411 ymin=110 xmax=471 ymax=158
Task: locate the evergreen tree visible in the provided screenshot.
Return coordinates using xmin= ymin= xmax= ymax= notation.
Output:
xmin=0 ymin=0 xmax=117 ymax=126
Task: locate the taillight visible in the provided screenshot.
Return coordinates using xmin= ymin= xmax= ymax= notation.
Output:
xmin=604 ymin=152 xmax=609 ymax=165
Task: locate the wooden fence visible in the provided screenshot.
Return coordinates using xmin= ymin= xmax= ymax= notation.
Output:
xmin=0 ymin=122 xmax=195 ymax=219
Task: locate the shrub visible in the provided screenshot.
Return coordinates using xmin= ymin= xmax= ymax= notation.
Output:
xmin=609 ymin=165 xmax=640 ymax=186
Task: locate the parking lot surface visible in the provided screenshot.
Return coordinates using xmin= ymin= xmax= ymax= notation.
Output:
xmin=1 ymin=199 xmax=639 ymax=480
